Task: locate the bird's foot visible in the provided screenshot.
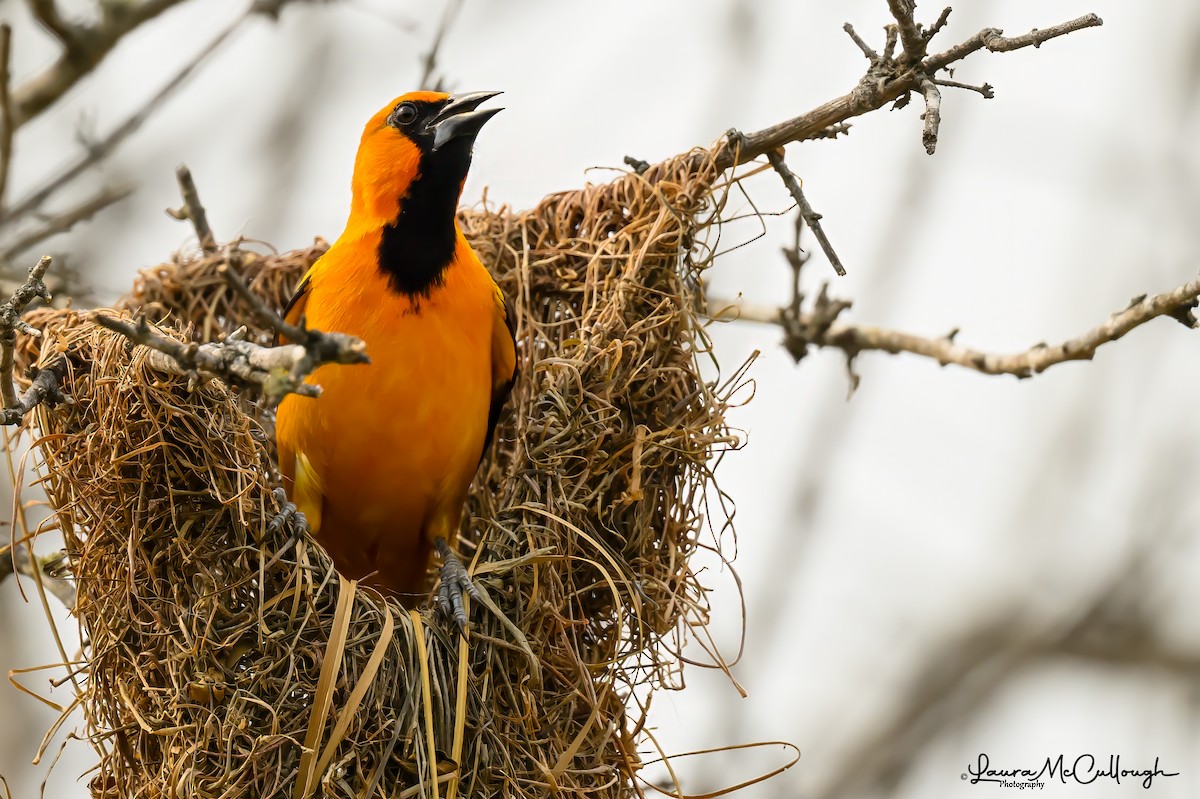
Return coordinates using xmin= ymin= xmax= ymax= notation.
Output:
xmin=435 ymin=537 xmax=481 ymax=634
xmin=267 ymin=487 xmax=309 ymax=546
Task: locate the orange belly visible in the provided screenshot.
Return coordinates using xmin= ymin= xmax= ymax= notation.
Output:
xmin=275 ymin=252 xmax=495 ymax=602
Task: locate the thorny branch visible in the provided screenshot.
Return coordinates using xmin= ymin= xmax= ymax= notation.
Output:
xmin=712 ymin=8 xmax=1100 ymax=290
xmin=86 ymin=162 xmax=366 ymax=401
xmin=712 ymin=275 xmax=1200 ymax=380
xmin=715 ymin=10 xmax=1103 ymax=167
xmin=698 ymin=6 xmax=1172 ymax=386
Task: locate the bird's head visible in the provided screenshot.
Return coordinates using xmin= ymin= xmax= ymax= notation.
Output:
xmin=351 ymin=90 xmax=502 ymax=223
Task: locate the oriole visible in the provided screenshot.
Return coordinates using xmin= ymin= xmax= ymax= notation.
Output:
xmin=274 ymin=91 xmax=515 ymax=624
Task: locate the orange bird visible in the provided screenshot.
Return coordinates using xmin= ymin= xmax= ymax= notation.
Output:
xmin=274 ymin=91 xmax=515 ymax=625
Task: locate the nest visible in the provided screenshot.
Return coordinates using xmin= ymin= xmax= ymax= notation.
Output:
xmin=21 ymin=146 xmax=746 ymax=798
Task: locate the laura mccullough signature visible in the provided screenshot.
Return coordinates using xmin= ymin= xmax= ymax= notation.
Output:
xmin=964 ymin=753 xmax=1178 ymax=789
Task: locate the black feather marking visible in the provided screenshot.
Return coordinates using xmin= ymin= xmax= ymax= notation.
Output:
xmin=275 ymin=274 xmax=310 ymax=346
xmin=377 ymin=100 xmax=474 ymax=298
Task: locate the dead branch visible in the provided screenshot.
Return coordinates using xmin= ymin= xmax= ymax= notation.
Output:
xmin=886 ymin=0 xmax=927 ymax=63
xmin=99 ymin=172 xmax=368 ymax=400
xmin=0 ymin=256 xmax=70 ymax=425
xmin=764 ymin=145 xmax=845 ymax=277
xmin=0 ymin=255 xmax=52 ymax=407
xmin=917 ymin=77 xmax=941 ymax=154
xmin=0 ymin=361 xmax=68 ymax=424
xmin=715 ymin=11 xmax=1103 ymax=168
xmin=842 ymin=21 xmax=880 ymax=62
xmin=711 ymin=274 xmax=1200 ymax=378
xmin=93 ymin=312 xmax=368 ymax=401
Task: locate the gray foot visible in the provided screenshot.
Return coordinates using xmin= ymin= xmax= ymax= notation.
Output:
xmin=435 ymin=537 xmax=481 ymax=634
xmin=267 ymin=487 xmax=309 ymax=544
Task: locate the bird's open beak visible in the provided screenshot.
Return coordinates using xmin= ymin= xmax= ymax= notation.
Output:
xmin=431 ymin=91 xmax=503 ymax=151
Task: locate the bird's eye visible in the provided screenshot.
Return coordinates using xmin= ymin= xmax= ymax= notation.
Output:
xmin=393 ymin=103 xmax=418 ymax=126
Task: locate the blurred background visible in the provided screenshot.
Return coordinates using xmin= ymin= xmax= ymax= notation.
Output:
xmin=1 ymin=0 xmax=1198 ymax=797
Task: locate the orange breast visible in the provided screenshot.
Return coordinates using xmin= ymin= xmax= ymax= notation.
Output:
xmin=274 ymin=231 xmax=497 ymax=599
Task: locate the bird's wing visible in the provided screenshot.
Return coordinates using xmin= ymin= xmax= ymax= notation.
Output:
xmin=275 ymin=269 xmax=324 ymax=533
xmin=291 ymin=451 xmax=324 ymax=534
xmin=482 ymin=283 xmax=517 ymax=462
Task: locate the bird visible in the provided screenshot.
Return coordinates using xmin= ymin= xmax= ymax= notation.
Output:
xmin=273 ymin=90 xmax=516 ymax=627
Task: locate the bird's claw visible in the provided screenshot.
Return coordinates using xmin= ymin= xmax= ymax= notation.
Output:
xmin=267 ymin=487 xmax=308 ymax=545
xmin=435 ymin=538 xmax=480 ymax=635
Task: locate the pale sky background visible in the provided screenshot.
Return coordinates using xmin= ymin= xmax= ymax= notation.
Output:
xmin=1 ymin=1 xmax=1199 ymax=797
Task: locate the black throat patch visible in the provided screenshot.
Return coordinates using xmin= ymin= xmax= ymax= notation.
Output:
xmin=377 ymin=137 xmax=471 ymax=299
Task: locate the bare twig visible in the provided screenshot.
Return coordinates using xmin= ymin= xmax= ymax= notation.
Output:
xmin=761 ymin=144 xmax=846 ymax=277
xmin=842 ymin=22 xmax=880 ymax=63
xmin=93 ymin=312 xmax=369 ymax=402
xmin=918 ymin=77 xmax=942 ymax=154
xmin=0 ymin=255 xmax=52 ymax=407
xmin=716 ymin=12 xmax=1103 ymax=168
xmin=933 ymin=78 xmax=995 ymax=98
xmin=0 ymin=186 xmax=131 ymax=262
xmin=12 ymin=0 xmax=191 ymax=127
xmin=711 ymin=274 xmax=1200 ymax=379
xmin=926 ymin=15 xmax=1104 ymax=71
xmin=166 ymin=165 xmax=216 ymax=253
xmin=2 ymin=10 xmax=244 ymax=228
xmin=925 ymin=7 xmax=952 ymax=42
xmin=0 ymin=544 xmax=76 ymax=608
xmin=0 ymin=24 xmax=13 ymax=217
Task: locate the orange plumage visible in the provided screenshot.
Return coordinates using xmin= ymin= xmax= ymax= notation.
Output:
xmin=274 ymin=91 xmax=515 ymax=607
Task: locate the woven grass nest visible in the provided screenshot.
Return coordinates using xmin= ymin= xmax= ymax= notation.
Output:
xmin=18 ymin=146 xmax=749 ymax=798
